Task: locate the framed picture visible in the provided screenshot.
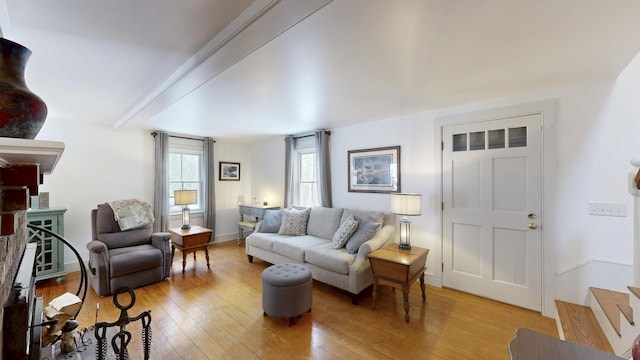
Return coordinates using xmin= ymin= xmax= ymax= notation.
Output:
xmin=348 ymin=146 xmax=400 ymax=193
xmin=219 ymin=161 xmax=241 ymax=181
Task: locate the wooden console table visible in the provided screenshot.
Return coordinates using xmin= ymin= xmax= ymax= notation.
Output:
xmin=368 ymin=243 xmax=429 ymax=323
xmin=508 ymin=328 xmax=625 ymax=360
xmin=169 ymin=226 xmax=213 ymax=274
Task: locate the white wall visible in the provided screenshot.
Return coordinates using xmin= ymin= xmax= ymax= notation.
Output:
xmin=34 ymin=121 xmax=254 ymax=269
xmin=35 ymin=118 xmax=154 ymax=268
xmin=249 ymin=54 xmax=640 ymax=316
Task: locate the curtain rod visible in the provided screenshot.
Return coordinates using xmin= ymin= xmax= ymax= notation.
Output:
xmin=151 ymin=131 xmax=215 ymax=142
xmin=292 ymin=130 xmax=332 ymax=140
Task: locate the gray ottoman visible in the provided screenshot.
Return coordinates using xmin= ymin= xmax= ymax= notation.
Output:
xmin=261 ymin=263 xmax=312 ymax=326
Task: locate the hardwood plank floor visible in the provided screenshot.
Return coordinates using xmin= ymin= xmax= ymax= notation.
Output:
xmin=36 ymin=241 xmax=557 ymax=359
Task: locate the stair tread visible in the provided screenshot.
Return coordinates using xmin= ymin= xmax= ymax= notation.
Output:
xmin=555 ymin=300 xmax=615 ymax=354
xmin=590 ymin=287 xmax=629 ymax=336
xmin=616 ymin=303 xmax=634 ymax=325
xmin=629 ymin=286 xmax=640 ymax=300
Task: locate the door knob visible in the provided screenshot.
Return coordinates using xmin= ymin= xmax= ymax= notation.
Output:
xmin=528 ymin=223 xmax=538 ymax=230
xmin=528 ymin=213 xmax=537 ymax=220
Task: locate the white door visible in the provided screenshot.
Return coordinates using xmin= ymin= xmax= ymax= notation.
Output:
xmin=442 ymin=113 xmax=542 ymax=311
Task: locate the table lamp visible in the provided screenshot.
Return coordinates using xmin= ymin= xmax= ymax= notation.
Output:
xmin=390 ymin=193 xmax=422 ymax=250
xmin=174 ymin=190 xmax=197 ymax=229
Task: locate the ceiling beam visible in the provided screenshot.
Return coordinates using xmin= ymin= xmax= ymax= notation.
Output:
xmin=112 ymin=0 xmax=332 ymax=131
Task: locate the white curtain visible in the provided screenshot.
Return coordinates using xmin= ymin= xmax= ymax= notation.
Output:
xmin=152 ymin=131 xmax=169 ymax=232
xmin=203 ymin=138 xmax=216 ymax=240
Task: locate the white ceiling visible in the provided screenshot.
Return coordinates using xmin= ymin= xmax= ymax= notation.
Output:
xmin=3 ymin=0 xmax=640 ymax=141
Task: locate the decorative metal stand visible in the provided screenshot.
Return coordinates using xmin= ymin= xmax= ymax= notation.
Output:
xmin=94 ymin=287 xmax=152 ymax=360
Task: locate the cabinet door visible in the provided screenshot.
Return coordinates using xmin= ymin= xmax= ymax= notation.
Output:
xmin=28 ymin=212 xmax=65 ymax=281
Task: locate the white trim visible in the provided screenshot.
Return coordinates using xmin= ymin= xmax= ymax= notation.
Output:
xmin=434 ymin=99 xmax=557 ymax=317
xmin=554 ymin=258 xmax=633 ymax=277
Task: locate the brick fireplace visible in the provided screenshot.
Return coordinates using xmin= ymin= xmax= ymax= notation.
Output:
xmin=0 ymin=138 xmax=64 ymax=358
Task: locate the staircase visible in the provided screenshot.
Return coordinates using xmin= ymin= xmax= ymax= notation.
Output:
xmin=556 ymin=286 xmax=640 ymax=358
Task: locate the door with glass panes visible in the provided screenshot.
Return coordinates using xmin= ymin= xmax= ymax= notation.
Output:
xmin=442 ymin=113 xmax=542 ymax=311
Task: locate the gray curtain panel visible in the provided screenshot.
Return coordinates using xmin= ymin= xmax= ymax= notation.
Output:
xmin=152 ymin=131 xmax=169 ymax=232
xmin=315 ymin=130 xmax=332 ymax=207
xmin=204 ymin=137 xmax=216 ymax=240
xmin=284 ymin=135 xmax=295 ymax=208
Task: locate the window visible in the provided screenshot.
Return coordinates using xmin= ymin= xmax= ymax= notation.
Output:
xmin=296 ymin=150 xmax=318 ymax=207
xmin=290 ymin=135 xmax=319 ymax=207
xmin=169 ymin=137 xmax=203 ymax=214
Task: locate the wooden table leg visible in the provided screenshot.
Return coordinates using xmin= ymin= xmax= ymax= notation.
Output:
xmin=420 ymin=272 xmax=426 ymax=301
xmin=403 ymin=284 xmax=410 ymax=323
xmin=182 ymin=252 xmax=187 ymax=274
xmin=205 ymin=247 xmax=210 ymax=269
xmin=371 ymin=277 xmax=379 ymax=308
xmin=171 ymin=245 xmax=175 ymax=264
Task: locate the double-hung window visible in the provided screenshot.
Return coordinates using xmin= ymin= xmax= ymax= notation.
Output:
xmin=292 ymin=136 xmax=319 ymax=207
xmin=168 ymin=137 xmax=203 ymax=214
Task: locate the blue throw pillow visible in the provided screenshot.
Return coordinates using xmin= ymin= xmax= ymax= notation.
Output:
xmin=259 ymin=210 xmax=282 ymax=233
xmin=345 ymin=220 xmax=380 ymax=254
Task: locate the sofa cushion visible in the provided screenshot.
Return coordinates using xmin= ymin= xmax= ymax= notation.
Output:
xmin=306 ymin=207 xmax=344 ymax=239
xmin=259 ymin=209 xmax=282 ymax=233
xmin=341 ymin=209 xmax=384 ymax=226
xmin=305 ymin=243 xmax=355 ymax=275
xmin=247 ymin=232 xmax=283 ymax=252
xmin=332 ymin=216 xmax=358 ymax=249
xmin=278 ymin=207 xmax=310 ymax=236
xmin=109 ymin=244 xmax=162 ymax=278
xmin=271 ymin=236 xmax=329 ymax=262
xmin=345 ymin=220 xmax=381 ymax=254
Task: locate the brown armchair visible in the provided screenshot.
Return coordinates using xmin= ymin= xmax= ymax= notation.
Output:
xmin=87 ymin=203 xmax=171 ymax=296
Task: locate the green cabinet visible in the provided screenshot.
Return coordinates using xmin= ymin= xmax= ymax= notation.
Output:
xmin=27 ymin=208 xmax=67 ymax=282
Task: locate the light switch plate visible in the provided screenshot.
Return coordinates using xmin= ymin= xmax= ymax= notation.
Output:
xmin=588 ymin=202 xmax=626 ymax=217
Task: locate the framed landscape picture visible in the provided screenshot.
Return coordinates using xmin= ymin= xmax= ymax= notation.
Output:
xmin=348 ymin=146 xmax=400 ymax=193
xmin=219 ymin=161 xmax=240 ymax=181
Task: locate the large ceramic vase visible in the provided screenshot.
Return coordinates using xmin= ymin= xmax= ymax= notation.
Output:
xmin=0 ymin=38 xmax=47 ymax=139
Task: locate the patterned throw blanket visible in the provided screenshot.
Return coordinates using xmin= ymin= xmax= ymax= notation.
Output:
xmin=107 ymin=198 xmax=155 ymax=231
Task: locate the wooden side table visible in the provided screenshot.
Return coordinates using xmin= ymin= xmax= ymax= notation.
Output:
xmin=368 ymin=243 xmax=429 ymax=323
xmin=169 ymin=226 xmax=213 ymax=274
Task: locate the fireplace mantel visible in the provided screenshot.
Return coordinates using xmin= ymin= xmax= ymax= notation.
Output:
xmin=0 ymin=138 xmax=64 ymax=174
xmin=0 ymin=138 xmax=65 ymax=236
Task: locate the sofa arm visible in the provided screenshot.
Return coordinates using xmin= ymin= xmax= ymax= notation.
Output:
xmin=151 ymin=232 xmax=172 ymax=278
xmin=355 ymin=224 xmax=395 ymax=260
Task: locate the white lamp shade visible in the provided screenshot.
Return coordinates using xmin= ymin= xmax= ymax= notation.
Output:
xmin=390 ymin=193 xmax=422 ymax=216
xmin=174 ymin=190 xmax=197 ymax=205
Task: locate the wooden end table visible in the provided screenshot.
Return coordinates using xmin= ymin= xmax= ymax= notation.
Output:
xmin=368 ymin=243 xmax=429 ymax=323
xmin=169 ymin=226 xmax=213 ymax=274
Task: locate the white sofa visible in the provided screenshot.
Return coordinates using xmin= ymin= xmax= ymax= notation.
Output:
xmin=245 ymin=206 xmax=396 ymax=304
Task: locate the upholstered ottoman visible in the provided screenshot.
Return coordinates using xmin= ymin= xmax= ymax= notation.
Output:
xmin=261 ymin=263 xmax=312 ymax=326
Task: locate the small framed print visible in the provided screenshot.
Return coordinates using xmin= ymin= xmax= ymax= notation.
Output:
xmin=348 ymin=146 xmax=400 ymax=193
xmin=219 ymin=161 xmax=240 ymax=181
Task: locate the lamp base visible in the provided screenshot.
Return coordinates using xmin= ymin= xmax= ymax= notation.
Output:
xmin=181 ymin=224 xmax=191 ymax=230
xmin=398 ymin=243 xmax=411 ymax=250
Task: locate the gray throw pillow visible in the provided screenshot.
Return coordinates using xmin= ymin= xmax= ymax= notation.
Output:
xmin=332 ymin=216 xmax=359 ymax=249
xmin=259 ymin=210 xmax=282 ymax=233
xmin=278 ymin=207 xmax=310 ymax=236
xmin=345 ymin=221 xmax=381 ymax=254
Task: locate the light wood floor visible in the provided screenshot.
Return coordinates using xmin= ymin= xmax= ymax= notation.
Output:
xmin=37 ymin=241 xmax=557 ymax=360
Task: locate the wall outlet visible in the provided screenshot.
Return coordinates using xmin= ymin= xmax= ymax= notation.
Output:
xmin=588 ymin=202 xmax=627 ymax=217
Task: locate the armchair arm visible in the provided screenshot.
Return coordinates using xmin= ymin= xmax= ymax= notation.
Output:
xmin=151 ymin=232 xmax=172 ymax=278
xmin=86 ymin=240 xmax=110 ymax=296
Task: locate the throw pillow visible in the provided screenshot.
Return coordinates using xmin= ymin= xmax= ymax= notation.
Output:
xmin=332 ymin=216 xmax=359 ymax=249
xmin=259 ymin=209 xmax=282 ymax=233
xmin=278 ymin=207 xmax=310 ymax=236
xmin=345 ymin=220 xmax=381 ymax=254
